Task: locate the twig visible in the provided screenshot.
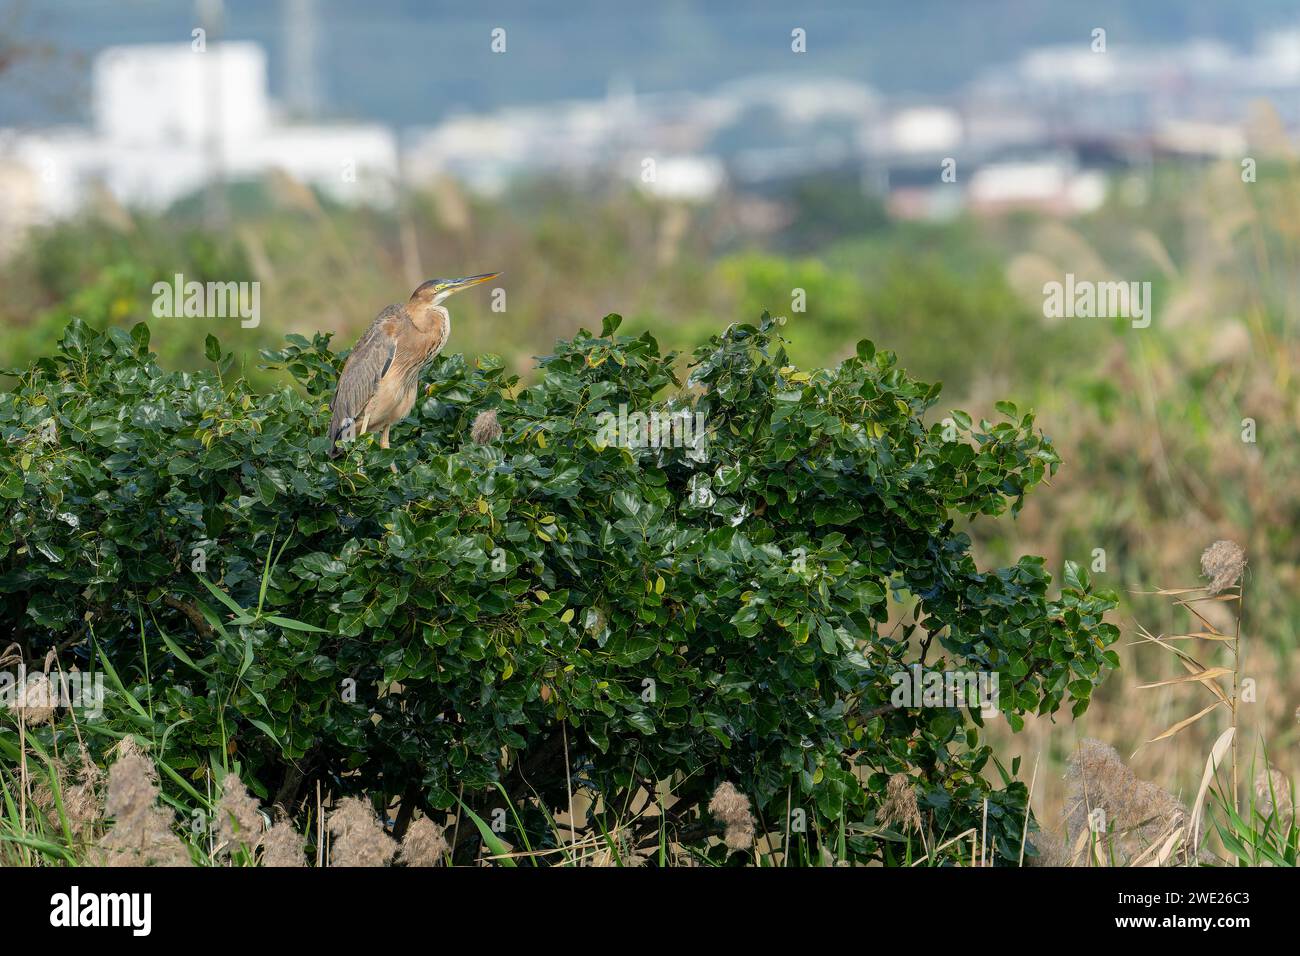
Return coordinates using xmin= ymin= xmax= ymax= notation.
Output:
xmin=163 ymin=594 xmax=216 ymax=640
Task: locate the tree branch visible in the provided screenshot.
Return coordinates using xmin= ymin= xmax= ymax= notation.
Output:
xmin=163 ymin=594 xmax=216 ymax=640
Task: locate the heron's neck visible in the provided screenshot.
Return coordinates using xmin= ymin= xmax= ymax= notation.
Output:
xmin=409 ymin=303 xmax=449 ymax=335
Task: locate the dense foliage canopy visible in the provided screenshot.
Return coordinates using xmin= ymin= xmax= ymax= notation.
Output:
xmin=0 ymin=313 xmax=1117 ymax=864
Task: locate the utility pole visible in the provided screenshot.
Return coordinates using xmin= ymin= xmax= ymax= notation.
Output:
xmin=283 ymin=0 xmax=320 ymax=119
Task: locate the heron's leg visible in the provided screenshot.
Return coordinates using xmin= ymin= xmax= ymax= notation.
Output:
xmin=382 ymin=426 xmax=398 ymax=473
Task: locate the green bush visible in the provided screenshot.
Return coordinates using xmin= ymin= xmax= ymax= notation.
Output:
xmin=0 ymin=313 xmax=1117 ymax=864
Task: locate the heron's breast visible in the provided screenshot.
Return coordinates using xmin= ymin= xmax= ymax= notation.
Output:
xmin=363 ymin=318 xmax=447 ymax=429
xmin=364 ymin=373 xmax=418 ymax=428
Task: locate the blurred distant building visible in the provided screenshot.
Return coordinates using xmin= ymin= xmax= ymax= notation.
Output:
xmin=973 ymin=30 xmax=1300 ymax=133
xmin=0 ymin=41 xmax=397 ymax=251
xmin=967 ymin=157 xmax=1107 ymax=216
xmin=636 ymin=155 xmax=727 ymax=202
xmin=864 ymin=106 xmax=963 ymax=156
xmin=402 ymin=98 xmax=635 ymax=195
xmin=402 ymin=76 xmax=883 ymax=198
xmin=403 ymin=85 xmax=737 ymax=198
xmin=1151 ymin=120 xmax=1248 ymax=159
xmin=712 ymin=76 xmax=879 ymax=183
xmin=95 ymin=43 xmax=271 ymax=146
xmin=0 ymin=153 xmax=44 ymax=259
xmin=864 ymin=28 xmax=1300 ymax=222
xmin=4 ymin=24 xmax=1300 ymax=250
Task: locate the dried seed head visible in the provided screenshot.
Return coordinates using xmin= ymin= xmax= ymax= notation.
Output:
xmin=722 ymin=819 xmax=755 ymax=851
xmin=95 ymin=806 xmax=192 ymax=867
xmin=215 ymin=772 xmax=264 ymax=856
xmin=878 ymin=773 xmax=922 ymax=833
xmin=63 ymin=746 xmax=105 ymax=841
xmin=97 ymin=749 xmax=191 ymax=867
xmin=708 ymin=781 xmax=749 ymax=822
xmin=328 ymin=796 xmax=395 ymax=867
xmin=29 ymin=762 xmax=60 ymax=822
xmin=8 ymin=671 xmax=56 ymax=724
xmin=708 ymin=781 xmax=755 ymax=851
xmin=1200 ymin=540 xmax=1246 ymax=596
xmin=471 ymin=409 xmax=502 ymax=445
xmin=398 ymin=816 xmax=449 ymax=867
xmin=1027 ymin=828 xmax=1071 ymax=867
xmin=28 ymin=742 xmax=104 ymax=843
xmin=1064 ymin=739 xmax=1189 ymax=865
xmin=260 ymin=817 xmax=307 ymax=867
xmin=104 ymin=752 xmax=160 ymax=821
xmin=1254 ymin=769 xmax=1293 ymax=820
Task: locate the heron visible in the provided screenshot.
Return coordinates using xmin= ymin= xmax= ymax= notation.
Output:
xmin=327 ymin=273 xmax=499 ymax=458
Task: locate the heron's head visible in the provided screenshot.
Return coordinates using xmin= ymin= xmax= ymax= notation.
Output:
xmin=411 ymin=273 xmax=500 ymax=306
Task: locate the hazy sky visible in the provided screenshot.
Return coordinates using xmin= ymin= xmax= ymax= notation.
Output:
xmin=2 ymin=0 xmax=1298 ymax=127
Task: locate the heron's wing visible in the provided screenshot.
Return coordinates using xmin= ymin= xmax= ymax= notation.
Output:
xmin=327 ymin=305 xmax=404 ymax=455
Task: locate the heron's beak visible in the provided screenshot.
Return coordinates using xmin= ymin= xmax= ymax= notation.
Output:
xmin=442 ymin=272 xmax=500 ymax=295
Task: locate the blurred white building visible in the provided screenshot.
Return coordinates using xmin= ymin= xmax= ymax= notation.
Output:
xmin=636 ymin=155 xmax=727 ymax=202
xmin=0 ymin=42 xmax=399 ymax=250
xmin=95 ymin=43 xmax=271 ymax=146
xmin=403 ymin=85 xmax=736 ymax=199
xmin=968 ymin=159 xmax=1107 ymax=216
xmin=973 ymin=30 xmax=1300 ymax=132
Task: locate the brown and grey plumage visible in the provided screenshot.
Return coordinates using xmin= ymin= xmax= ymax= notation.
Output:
xmin=327 ymin=273 xmax=498 ymax=458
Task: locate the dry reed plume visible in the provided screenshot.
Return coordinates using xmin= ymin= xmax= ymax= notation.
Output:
xmin=94 ymin=742 xmax=192 ymax=867
xmin=22 ymin=736 xmax=455 ymax=867
xmin=1201 ymin=540 xmax=1246 ymax=596
xmin=708 ymin=781 xmax=755 ymax=851
xmin=1063 ymin=739 xmax=1191 ymax=865
xmin=327 ymin=796 xmax=396 ymax=867
xmin=1254 ymin=768 xmax=1294 ymax=823
xmin=470 ymin=409 xmax=502 ymax=445
xmin=397 ymin=816 xmax=449 ymax=867
xmin=261 ymin=817 xmax=308 ymax=867
xmin=878 ymin=773 xmax=923 ymax=834
xmin=215 ymin=772 xmax=265 ymax=858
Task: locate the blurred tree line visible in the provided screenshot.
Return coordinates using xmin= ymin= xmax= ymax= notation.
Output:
xmin=0 ymin=170 xmax=1087 ymax=401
